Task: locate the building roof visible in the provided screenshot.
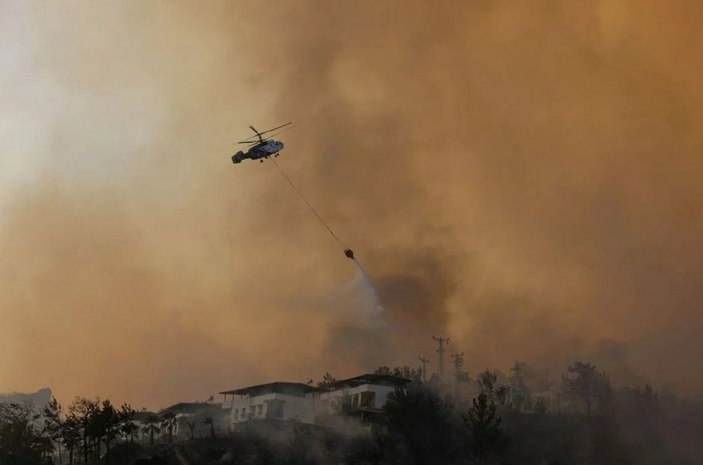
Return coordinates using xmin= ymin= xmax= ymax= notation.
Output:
xmin=162 ymin=402 xmax=220 ymax=414
xmin=132 ymin=411 xmax=159 ymax=422
xmin=220 ymin=382 xmax=317 ymax=397
xmin=331 ymin=373 xmax=412 ymax=389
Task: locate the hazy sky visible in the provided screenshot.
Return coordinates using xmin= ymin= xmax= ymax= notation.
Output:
xmin=1 ymin=1 xmax=702 ymax=409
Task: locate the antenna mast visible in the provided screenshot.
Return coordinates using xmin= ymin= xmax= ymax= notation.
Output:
xmin=451 ymin=352 xmax=464 ymax=372
xmin=433 ymin=336 xmax=450 ymax=381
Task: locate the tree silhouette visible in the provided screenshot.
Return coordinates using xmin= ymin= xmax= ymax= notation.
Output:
xmin=97 ymin=399 xmax=121 ymax=462
xmin=496 ymin=385 xmax=509 ymax=406
xmin=385 ymin=385 xmax=456 ymax=464
xmin=638 ymin=384 xmax=660 ymax=416
xmin=463 ymin=393 xmax=504 ymax=465
xmin=287 ymin=424 xmax=313 ymax=465
xmin=373 ymin=366 xmax=392 ymax=375
xmin=561 ymin=361 xmax=612 ymax=416
xmin=203 ymin=416 xmax=216 ymax=439
xmin=317 ymin=373 xmax=337 ymax=392
xmin=0 ymin=402 xmax=45 ymax=465
xmin=478 ymin=369 xmax=510 ymax=407
xmin=141 ymin=413 xmax=161 ymax=445
xmin=508 ymin=361 xmax=531 ymax=411
xmin=69 ymin=397 xmax=99 ymax=464
xmin=477 ymin=370 xmax=498 ymax=401
xmin=185 ymin=418 xmax=197 ymax=440
xmin=42 ymin=397 xmax=63 ymax=464
xmin=374 ymin=365 xmax=424 ymax=384
xmin=119 ymin=404 xmax=138 ymax=445
xmin=160 ymin=410 xmax=177 ymax=443
xmin=61 ymin=414 xmax=81 ymax=465
xmin=534 ymin=398 xmax=548 ymax=414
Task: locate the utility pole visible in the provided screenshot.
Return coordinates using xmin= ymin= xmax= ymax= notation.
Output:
xmin=418 ymin=355 xmax=430 ymax=382
xmin=433 ymin=336 xmax=450 ymax=381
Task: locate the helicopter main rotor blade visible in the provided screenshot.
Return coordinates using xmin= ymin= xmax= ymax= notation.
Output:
xmin=257 ymin=122 xmax=293 ymax=135
xmin=234 ymin=122 xmax=293 ymax=144
xmin=236 ymin=126 xmax=294 ymax=145
xmin=258 ymin=126 xmax=295 ymax=141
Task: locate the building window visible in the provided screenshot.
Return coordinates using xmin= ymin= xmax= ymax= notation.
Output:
xmin=233 ymin=410 xmax=239 ymax=419
xmin=360 ymin=391 xmax=376 ymax=408
xmin=242 ymin=407 xmax=248 ymax=418
xmin=267 ymin=400 xmax=284 ymax=419
xmin=249 ymin=406 xmax=255 ymax=417
xmin=351 ymin=394 xmax=360 ymax=408
xmin=257 ymin=405 xmax=263 ymax=416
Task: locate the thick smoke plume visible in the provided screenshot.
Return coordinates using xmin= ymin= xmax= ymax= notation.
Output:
xmin=2 ymin=1 xmax=703 ymax=408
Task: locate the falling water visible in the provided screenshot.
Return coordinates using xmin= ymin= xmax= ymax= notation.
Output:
xmin=269 ymin=160 xmax=387 ymax=329
xmin=350 ymin=259 xmax=387 ymax=330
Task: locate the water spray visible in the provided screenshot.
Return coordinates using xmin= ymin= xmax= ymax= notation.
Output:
xmin=349 ymin=257 xmax=387 ymax=329
xmin=271 ymin=159 xmax=386 ymax=328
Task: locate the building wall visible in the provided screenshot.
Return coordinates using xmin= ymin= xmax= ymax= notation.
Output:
xmin=226 ymin=393 xmax=316 ymax=427
xmin=223 ymin=382 xmax=403 ymax=430
xmin=319 ymin=384 xmax=397 ymax=414
xmin=172 ymin=413 xmax=220 ymax=439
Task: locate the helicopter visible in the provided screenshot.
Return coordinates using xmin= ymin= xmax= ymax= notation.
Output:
xmin=231 ymin=122 xmax=292 ymax=164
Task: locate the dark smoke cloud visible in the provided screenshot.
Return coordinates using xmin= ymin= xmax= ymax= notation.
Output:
xmin=2 ymin=1 xmax=703 ymax=407
xmin=261 ymin=0 xmax=703 ymax=398
xmin=320 ymin=246 xmax=461 ymax=378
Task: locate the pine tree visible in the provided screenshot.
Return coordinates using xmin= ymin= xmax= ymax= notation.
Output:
xmin=463 ymin=393 xmax=504 ymax=465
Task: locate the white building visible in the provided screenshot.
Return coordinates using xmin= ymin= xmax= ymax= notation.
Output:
xmin=160 ymin=402 xmax=229 ymax=439
xmin=321 ymin=374 xmax=406 ymax=411
xmin=220 ymin=382 xmax=318 ymax=429
xmin=317 ymin=374 xmax=410 ymax=430
xmin=220 ymin=374 xmax=410 ymax=431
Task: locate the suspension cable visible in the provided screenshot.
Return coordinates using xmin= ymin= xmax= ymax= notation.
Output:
xmin=271 ymin=158 xmax=345 ymax=250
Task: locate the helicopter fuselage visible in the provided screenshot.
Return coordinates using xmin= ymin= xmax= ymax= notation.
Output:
xmin=232 ymin=140 xmax=284 ymax=164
